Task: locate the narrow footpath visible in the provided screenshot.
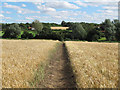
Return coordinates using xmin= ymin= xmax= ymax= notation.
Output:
xmin=38 ymin=43 xmax=77 ymax=88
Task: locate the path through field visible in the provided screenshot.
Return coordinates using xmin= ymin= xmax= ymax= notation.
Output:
xmin=38 ymin=43 xmax=77 ymax=88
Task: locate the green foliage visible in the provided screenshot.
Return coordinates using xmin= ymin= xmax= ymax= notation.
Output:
xmin=0 ymin=31 xmax=3 ymax=36
xmin=42 ymin=24 xmax=51 ymax=33
xmin=98 ymin=37 xmax=106 ymax=41
xmin=114 ymin=21 xmax=120 ymax=41
xmin=0 ymin=31 xmax=3 ymax=38
xmin=2 ymin=23 xmax=10 ymax=32
xmin=61 ymin=21 xmax=67 ymax=27
xmin=72 ymin=23 xmax=87 ymax=40
xmin=2 ymin=19 xmax=120 ymax=42
xmin=19 ymin=23 xmax=29 ymax=31
xmin=21 ymin=31 xmax=34 ymax=39
xmin=3 ymin=23 xmax=21 ymax=38
xmin=86 ymin=29 xmax=100 ymax=41
xmin=113 ymin=19 xmax=119 ymax=25
xmin=81 ymin=22 xmax=96 ymax=33
xmin=102 ymin=19 xmax=116 ymax=41
xmin=32 ymin=20 xmax=43 ymax=34
xmin=34 ymin=31 xmax=64 ymax=41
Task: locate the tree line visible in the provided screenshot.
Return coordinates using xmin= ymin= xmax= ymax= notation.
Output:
xmin=1 ymin=19 xmax=120 ymax=41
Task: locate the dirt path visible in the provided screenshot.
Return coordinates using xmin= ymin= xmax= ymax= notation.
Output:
xmin=38 ymin=43 xmax=77 ymax=88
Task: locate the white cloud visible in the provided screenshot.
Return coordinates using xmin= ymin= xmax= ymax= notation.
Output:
xmin=84 ymin=0 xmax=119 ymax=2
xmin=85 ymin=2 xmax=99 ymax=7
xmin=15 ymin=19 xmax=32 ymax=23
xmin=0 ymin=14 xmax=4 ymax=17
xmin=17 ymin=10 xmax=22 ymax=14
xmin=33 ymin=1 xmax=79 ymax=15
xmin=2 ymin=1 xmax=118 ymax=23
xmin=2 ymin=0 xmax=120 ymax=2
xmin=22 ymin=4 xmax=26 ymax=7
xmin=3 ymin=3 xmax=41 ymax=14
xmin=4 ymin=3 xmax=21 ymax=10
xmin=45 ymin=1 xmax=80 ymax=9
xmin=75 ymin=1 xmax=118 ymax=8
xmin=74 ymin=1 xmax=88 ymax=7
xmin=25 ymin=17 xmax=34 ymax=20
xmin=34 ymin=2 xmax=56 ymax=13
xmin=4 ymin=17 xmax=11 ymax=19
xmin=22 ymin=6 xmax=117 ymax=23
xmin=37 ymin=5 xmax=56 ymax=12
xmin=97 ymin=9 xmax=118 ymax=16
xmin=97 ymin=3 xmax=118 ymax=16
xmin=0 ymin=14 xmax=11 ymax=20
xmin=2 ymin=0 xmax=43 ymax=2
xmin=54 ymin=16 xmax=62 ymax=19
xmin=103 ymin=6 xmax=118 ymax=10
xmin=17 ymin=16 xmax=50 ymax=23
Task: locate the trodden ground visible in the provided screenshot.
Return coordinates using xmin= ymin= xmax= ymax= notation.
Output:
xmin=37 ymin=42 xmax=77 ymax=88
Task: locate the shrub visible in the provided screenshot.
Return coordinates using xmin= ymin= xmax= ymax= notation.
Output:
xmin=3 ymin=23 xmax=21 ymax=38
xmin=21 ymin=31 xmax=34 ymax=39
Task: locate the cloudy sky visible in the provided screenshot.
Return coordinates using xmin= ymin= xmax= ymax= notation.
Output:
xmin=0 ymin=0 xmax=119 ymax=24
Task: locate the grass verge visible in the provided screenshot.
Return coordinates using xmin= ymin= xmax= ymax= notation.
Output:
xmin=29 ymin=42 xmax=62 ymax=88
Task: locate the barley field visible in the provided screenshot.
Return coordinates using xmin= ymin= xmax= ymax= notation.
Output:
xmin=65 ymin=41 xmax=118 ymax=88
xmin=51 ymin=27 xmax=69 ymax=30
xmin=2 ymin=40 xmax=59 ymax=88
xmin=0 ymin=40 xmax=2 ymax=89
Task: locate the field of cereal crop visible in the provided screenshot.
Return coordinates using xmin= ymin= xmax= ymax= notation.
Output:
xmin=2 ymin=40 xmax=119 ymax=88
xmin=65 ymin=41 xmax=118 ymax=88
xmin=2 ymin=40 xmax=59 ymax=88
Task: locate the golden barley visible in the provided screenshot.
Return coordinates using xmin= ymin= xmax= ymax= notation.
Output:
xmin=65 ymin=41 xmax=118 ymax=88
xmin=2 ymin=39 xmax=59 ymax=88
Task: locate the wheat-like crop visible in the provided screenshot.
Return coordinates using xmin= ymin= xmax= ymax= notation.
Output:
xmin=65 ymin=41 xmax=118 ymax=88
xmin=2 ymin=39 xmax=59 ymax=88
xmin=0 ymin=39 xmax=2 ymax=89
xmin=51 ymin=27 xmax=69 ymax=30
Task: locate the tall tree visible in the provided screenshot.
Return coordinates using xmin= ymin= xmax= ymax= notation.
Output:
xmin=32 ymin=20 xmax=43 ymax=34
xmin=72 ymin=23 xmax=87 ymax=40
xmin=114 ymin=20 xmax=120 ymax=41
xmin=86 ymin=28 xmax=100 ymax=41
xmin=61 ymin=21 xmax=67 ymax=27
xmin=102 ymin=19 xmax=116 ymax=41
xmin=3 ymin=23 xmax=21 ymax=38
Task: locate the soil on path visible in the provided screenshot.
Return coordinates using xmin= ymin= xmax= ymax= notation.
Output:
xmin=38 ymin=43 xmax=77 ymax=88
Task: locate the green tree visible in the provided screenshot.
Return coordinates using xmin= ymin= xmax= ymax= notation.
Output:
xmin=32 ymin=20 xmax=43 ymax=34
xmin=19 ymin=23 xmax=28 ymax=30
xmin=42 ymin=25 xmax=51 ymax=33
xmin=81 ymin=22 xmax=95 ymax=33
xmin=102 ymin=19 xmax=116 ymax=41
xmin=61 ymin=21 xmax=67 ymax=26
xmin=21 ymin=31 xmax=33 ymax=39
xmin=114 ymin=20 xmax=120 ymax=41
xmin=86 ymin=29 xmax=100 ymax=41
xmin=72 ymin=23 xmax=87 ymax=40
xmin=3 ymin=23 xmax=21 ymax=38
